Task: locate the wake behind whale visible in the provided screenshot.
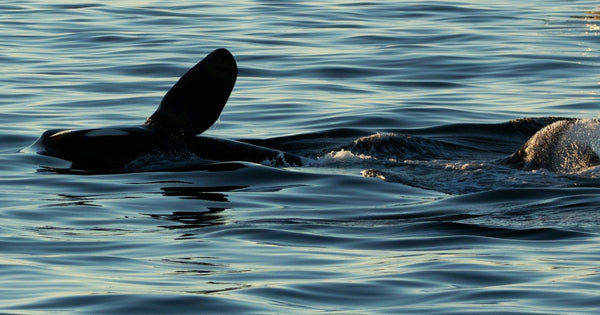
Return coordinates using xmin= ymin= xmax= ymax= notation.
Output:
xmin=31 ymin=48 xmax=600 ymax=180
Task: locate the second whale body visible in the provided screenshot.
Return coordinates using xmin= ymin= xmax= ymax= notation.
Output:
xmin=506 ymin=118 xmax=600 ymax=172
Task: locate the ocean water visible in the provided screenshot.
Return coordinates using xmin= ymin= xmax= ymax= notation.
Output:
xmin=2 ymin=0 xmax=600 ymax=313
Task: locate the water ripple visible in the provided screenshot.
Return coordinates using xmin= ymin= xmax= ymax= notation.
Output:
xmin=2 ymin=1 xmax=600 ymax=314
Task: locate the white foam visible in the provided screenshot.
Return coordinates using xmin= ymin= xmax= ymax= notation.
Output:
xmin=85 ymin=129 xmax=129 ymax=137
xmin=315 ymin=149 xmax=373 ymax=165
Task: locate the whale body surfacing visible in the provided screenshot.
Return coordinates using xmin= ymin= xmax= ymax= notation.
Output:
xmin=35 ymin=48 xmax=302 ymax=172
xmin=506 ymin=118 xmax=600 ymax=172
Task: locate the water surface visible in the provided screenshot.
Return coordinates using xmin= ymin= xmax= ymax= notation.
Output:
xmin=1 ymin=1 xmax=600 ymax=314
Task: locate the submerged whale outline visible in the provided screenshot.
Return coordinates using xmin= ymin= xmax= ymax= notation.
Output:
xmin=35 ymin=48 xmax=598 ymax=173
xmin=36 ymin=48 xmax=302 ymax=171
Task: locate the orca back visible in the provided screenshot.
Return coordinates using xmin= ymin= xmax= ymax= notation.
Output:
xmin=38 ymin=126 xmax=174 ymax=171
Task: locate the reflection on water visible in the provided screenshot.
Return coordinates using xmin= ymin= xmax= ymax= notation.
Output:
xmin=145 ymin=186 xmax=247 ymax=229
xmin=161 ymin=185 xmax=246 ymax=201
xmin=572 ymin=9 xmax=600 ymax=32
xmin=147 ymin=208 xmax=228 ymax=229
xmin=573 ymin=10 xmax=600 ymax=19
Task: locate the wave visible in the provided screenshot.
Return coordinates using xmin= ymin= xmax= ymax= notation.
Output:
xmin=272 ymin=117 xmax=600 ymax=194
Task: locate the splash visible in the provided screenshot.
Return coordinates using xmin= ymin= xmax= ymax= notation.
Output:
xmin=260 ymin=151 xmax=299 ymax=167
xmin=312 ymin=149 xmax=374 ymax=166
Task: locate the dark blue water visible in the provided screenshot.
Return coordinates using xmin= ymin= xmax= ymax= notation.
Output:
xmin=2 ymin=1 xmax=600 ymax=313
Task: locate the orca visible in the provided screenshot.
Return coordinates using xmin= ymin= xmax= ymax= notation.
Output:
xmin=35 ymin=48 xmax=302 ymax=172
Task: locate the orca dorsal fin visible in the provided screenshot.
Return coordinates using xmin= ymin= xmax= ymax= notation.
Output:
xmin=145 ymin=48 xmax=237 ymax=138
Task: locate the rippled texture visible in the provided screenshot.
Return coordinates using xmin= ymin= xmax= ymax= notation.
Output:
xmin=2 ymin=1 xmax=600 ymax=314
